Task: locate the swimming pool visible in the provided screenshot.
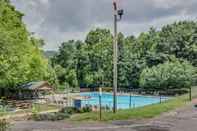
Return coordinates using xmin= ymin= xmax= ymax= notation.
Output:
xmin=80 ymin=92 xmax=169 ymax=109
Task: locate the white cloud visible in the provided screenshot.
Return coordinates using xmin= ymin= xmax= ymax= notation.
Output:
xmin=40 ymin=0 xmax=49 ymax=4
xmin=10 ymin=0 xmax=197 ymax=50
xmin=151 ymin=0 xmax=183 ymax=9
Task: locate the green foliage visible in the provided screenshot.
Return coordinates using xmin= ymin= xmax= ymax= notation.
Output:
xmin=52 ymin=29 xmax=113 ymax=88
xmin=60 ymin=107 xmax=80 ymax=114
xmin=79 ymin=106 xmax=92 ymax=113
xmin=60 ymin=106 xmax=92 ymax=114
xmin=1 ymin=0 xmax=196 ymax=91
xmin=0 ymin=0 xmax=56 ymax=89
xmin=53 ymin=21 xmax=197 ymax=90
xmin=140 ymin=61 xmax=196 ymax=90
xmin=32 ymin=106 xmax=93 ymax=121
xmin=157 ymin=21 xmax=197 ymax=66
xmin=0 ymin=119 xmax=10 ymax=131
xmin=32 ymin=112 xmax=70 ymax=121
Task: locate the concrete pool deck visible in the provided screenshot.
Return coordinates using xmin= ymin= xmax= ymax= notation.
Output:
xmin=11 ymin=102 xmax=197 ymax=131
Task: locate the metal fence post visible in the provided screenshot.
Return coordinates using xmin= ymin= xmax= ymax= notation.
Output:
xmin=189 ymin=87 xmax=192 ymax=101
xmin=129 ymin=89 xmax=132 ymax=108
xmin=99 ymin=94 xmax=102 ymax=120
xmin=160 ymin=95 xmax=162 ymax=104
xmin=159 ymin=91 xmax=162 ymax=104
xmin=99 ymin=88 xmax=102 ymax=120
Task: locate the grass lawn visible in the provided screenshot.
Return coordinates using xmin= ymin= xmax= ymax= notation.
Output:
xmin=70 ymin=93 xmax=193 ymax=121
xmin=32 ymin=103 xmax=59 ymax=112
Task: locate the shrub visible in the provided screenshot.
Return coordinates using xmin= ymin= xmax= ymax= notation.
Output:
xmin=32 ymin=112 xmax=70 ymax=121
xmin=0 ymin=119 xmax=10 ymax=131
xmin=140 ymin=61 xmax=196 ymax=91
xmin=104 ymin=105 xmax=111 ymax=111
xmin=60 ymin=107 xmax=79 ymax=114
xmin=60 ymin=106 xmax=92 ymax=114
xmin=31 ymin=104 xmax=39 ymax=114
xmin=32 ymin=106 xmax=93 ymax=121
xmin=79 ymin=106 xmax=92 ymax=113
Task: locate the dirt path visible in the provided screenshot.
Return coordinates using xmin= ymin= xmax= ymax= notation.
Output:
xmin=148 ymin=103 xmax=197 ymax=131
xmin=11 ymin=103 xmax=197 ymax=131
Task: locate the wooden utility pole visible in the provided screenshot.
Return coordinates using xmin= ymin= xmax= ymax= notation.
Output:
xmin=113 ymin=1 xmax=118 ymax=113
xmin=112 ymin=0 xmax=124 ymax=113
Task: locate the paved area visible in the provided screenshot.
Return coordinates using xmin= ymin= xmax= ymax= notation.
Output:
xmin=11 ymin=103 xmax=197 ymax=131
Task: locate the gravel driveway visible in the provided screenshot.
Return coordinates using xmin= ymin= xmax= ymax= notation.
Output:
xmin=11 ymin=103 xmax=197 ymax=131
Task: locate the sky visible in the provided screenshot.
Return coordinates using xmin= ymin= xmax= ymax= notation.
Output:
xmin=11 ymin=0 xmax=197 ymax=50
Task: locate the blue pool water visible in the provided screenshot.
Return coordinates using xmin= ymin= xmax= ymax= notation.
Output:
xmin=80 ymin=92 xmax=169 ymax=109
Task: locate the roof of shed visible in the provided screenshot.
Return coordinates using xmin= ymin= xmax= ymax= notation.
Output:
xmin=20 ymin=81 xmax=52 ymax=90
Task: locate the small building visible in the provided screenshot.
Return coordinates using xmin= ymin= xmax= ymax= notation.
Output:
xmin=19 ymin=81 xmax=53 ymax=99
xmin=21 ymin=81 xmax=53 ymax=92
xmin=10 ymin=81 xmax=54 ymax=100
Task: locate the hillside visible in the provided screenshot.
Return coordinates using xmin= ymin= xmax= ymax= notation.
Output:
xmin=44 ymin=50 xmax=57 ymax=59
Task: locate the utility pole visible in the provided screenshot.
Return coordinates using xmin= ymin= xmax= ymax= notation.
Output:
xmin=113 ymin=0 xmax=124 ymax=113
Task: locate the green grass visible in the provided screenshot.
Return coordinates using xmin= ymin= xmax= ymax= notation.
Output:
xmin=70 ymin=94 xmax=191 ymax=121
xmin=32 ymin=104 xmax=59 ymax=112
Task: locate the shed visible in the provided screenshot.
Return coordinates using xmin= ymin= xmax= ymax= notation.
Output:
xmin=14 ymin=81 xmax=53 ymax=100
xmin=21 ymin=81 xmax=53 ymax=91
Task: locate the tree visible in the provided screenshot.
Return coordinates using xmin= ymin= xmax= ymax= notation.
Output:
xmin=52 ymin=40 xmax=81 ymax=88
xmin=0 ymin=0 xmax=56 ymax=89
xmin=84 ymin=28 xmax=113 ymax=87
xmin=52 ymin=21 xmax=197 ymax=91
xmin=140 ymin=61 xmax=196 ymax=90
xmin=52 ymin=29 xmax=113 ymax=88
xmin=157 ymin=21 xmax=197 ymax=66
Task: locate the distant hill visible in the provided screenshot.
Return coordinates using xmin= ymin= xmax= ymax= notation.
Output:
xmin=44 ymin=50 xmax=57 ymax=58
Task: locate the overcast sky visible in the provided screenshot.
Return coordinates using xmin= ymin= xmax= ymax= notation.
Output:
xmin=11 ymin=0 xmax=197 ymax=50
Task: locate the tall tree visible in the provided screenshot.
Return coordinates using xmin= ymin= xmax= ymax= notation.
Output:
xmin=53 ymin=21 xmax=197 ymax=90
xmin=0 ymin=0 xmax=56 ymax=88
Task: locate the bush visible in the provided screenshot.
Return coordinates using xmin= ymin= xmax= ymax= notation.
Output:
xmin=32 ymin=112 xmax=70 ymax=121
xmin=0 ymin=119 xmax=10 ymax=131
xmin=140 ymin=61 xmax=196 ymax=91
xmin=79 ymin=106 xmax=92 ymax=113
xmin=60 ymin=107 xmax=79 ymax=114
xmin=60 ymin=106 xmax=92 ymax=114
xmin=32 ymin=106 xmax=93 ymax=121
xmin=104 ymin=105 xmax=111 ymax=111
xmin=61 ymin=106 xmax=93 ymax=114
